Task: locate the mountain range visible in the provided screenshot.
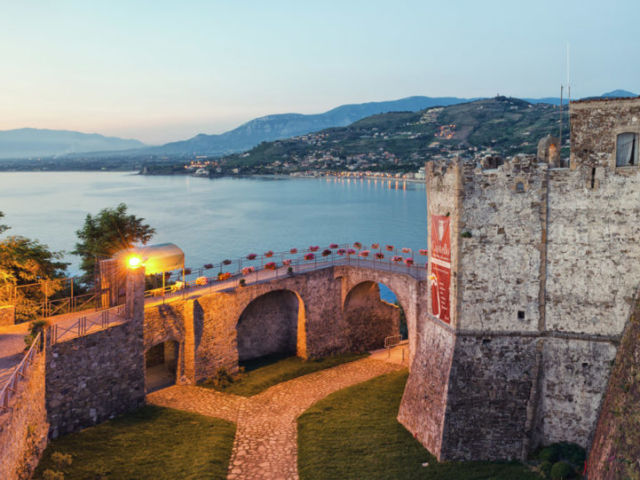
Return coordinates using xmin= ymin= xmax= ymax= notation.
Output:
xmin=1 ymin=90 xmax=636 ymax=160
xmin=0 ymin=128 xmax=145 ymax=160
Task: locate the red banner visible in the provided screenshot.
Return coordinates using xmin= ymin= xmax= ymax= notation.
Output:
xmin=430 ymin=215 xmax=451 ymax=324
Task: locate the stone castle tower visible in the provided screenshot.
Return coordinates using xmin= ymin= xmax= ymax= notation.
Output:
xmin=398 ymin=97 xmax=640 ymax=461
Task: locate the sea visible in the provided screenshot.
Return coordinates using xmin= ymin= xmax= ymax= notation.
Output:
xmin=0 ymin=172 xmax=428 ymax=301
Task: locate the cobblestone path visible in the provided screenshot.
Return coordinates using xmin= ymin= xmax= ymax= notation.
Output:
xmin=148 ymin=357 xmax=403 ymax=480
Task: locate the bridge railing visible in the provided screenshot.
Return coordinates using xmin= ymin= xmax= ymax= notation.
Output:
xmin=48 ymin=305 xmax=127 ymax=345
xmin=0 ymin=332 xmax=42 ymax=415
xmin=144 ymin=243 xmax=429 ymax=303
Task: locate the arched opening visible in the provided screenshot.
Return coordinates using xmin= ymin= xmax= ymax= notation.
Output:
xmin=236 ymin=290 xmax=306 ymax=363
xmin=378 ymin=283 xmax=408 ymax=340
xmin=344 ymin=282 xmax=403 ymax=352
xmin=145 ymin=340 xmax=179 ymax=393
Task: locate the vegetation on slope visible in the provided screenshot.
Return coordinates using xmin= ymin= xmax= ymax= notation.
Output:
xmin=201 ymin=352 xmax=368 ymax=397
xmin=298 ymin=370 xmax=541 ymax=480
xmin=223 ymin=97 xmax=569 ymax=168
xmin=34 ymin=406 xmax=236 ymax=480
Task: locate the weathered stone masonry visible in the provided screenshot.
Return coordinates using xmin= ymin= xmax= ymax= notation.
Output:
xmin=143 ymin=266 xmax=419 ymax=385
xmin=399 ymin=97 xmax=640 ymax=462
xmin=0 ymin=350 xmax=48 ymax=480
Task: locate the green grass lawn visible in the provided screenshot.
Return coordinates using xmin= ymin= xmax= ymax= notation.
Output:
xmin=202 ymin=352 xmax=369 ymax=397
xmin=298 ymin=370 xmax=541 ymax=480
xmin=34 ymin=406 xmax=235 ymax=480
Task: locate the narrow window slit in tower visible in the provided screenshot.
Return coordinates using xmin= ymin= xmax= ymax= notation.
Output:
xmin=590 ymin=168 xmax=596 ymax=189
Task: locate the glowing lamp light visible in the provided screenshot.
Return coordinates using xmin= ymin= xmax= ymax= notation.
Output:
xmin=128 ymin=256 xmax=142 ymax=268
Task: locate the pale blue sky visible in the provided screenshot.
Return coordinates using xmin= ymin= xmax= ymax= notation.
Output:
xmin=1 ymin=0 xmax=638 ymax=144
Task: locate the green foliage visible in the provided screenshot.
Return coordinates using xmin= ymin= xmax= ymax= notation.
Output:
xmin=539 ymin=460 xmax=553 ymax=477
xmin=73 ymin=203 xmax=155 ymax=276
xmin=24 ymin=320 xmax=49 ymax=348
xmin=35 ymin=406 xmax=235 ymax=480
xmin=298 ymin=370 xmax=540 ymax=480
xmin=0 ymin=210 xmax=9 ymax=235
xmin=0 ymin=235 xmax=68 ymax=320
xmin=202 ymin=353 xmax=368 ymax=397
xmin=50 ymin=452 xmax=72 ymax=470
xmin=460 ymin=231 xmax=473 ymax=238
xmin=239 ymin=278 xmax=246 ymax=287
xmin=550 ymin=461 xmax=573 ymax=479
xmin=41 ymin=470 xmax=64 ymax=480
xmin=539 ymin=446 xmax=559 ymax=463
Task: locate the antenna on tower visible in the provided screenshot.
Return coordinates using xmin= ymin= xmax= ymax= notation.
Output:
xmin=567 ymin=43 xmax=571 ymax=133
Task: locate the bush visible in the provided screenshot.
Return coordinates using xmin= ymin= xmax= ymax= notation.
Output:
xmin=539 ymin=446 xmax=559 ymax=463
xmin=550 ymin=461 xmax=573 ymax=479
xmin=51 ymin=452 xmax=73 ymax=469
xmin=24 ymin=320 xmax=49 ymax=348
xmin=42 ymin=470 xmax=65 ymax=480
xmin=538 ymin=460 xmax=552 ymax=477
xmin=558 ymin=442 xmax=586 ymax=465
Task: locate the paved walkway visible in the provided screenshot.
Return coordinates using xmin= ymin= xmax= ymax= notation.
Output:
xmin=147 ymin=356 xmax=404 ymax=480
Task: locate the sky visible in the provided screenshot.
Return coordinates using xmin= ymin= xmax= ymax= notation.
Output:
xmin=1 ymin=0 xmax=639 ymax=145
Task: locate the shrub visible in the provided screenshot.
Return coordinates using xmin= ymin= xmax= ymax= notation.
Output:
xmin=460 ymin=231 xmax=473 ymax=238
xmin=538 ymin=461 xmax=552 ymax=477
xmin=42 ymin=470 xmax=65 ymax=480
xmin=287 ymin=267 xmax=294 ymax=275
xmin=550 ymin=461 xmax=573 ymax=479
xmin=24 ymin=320 xmax=49 ymax=348
xmin=539 ymin=446 xmax=559 ymax=463
xmin=51 ymin=452 xmax=73 ymax=470
xmin=239 ymin=279 xmax=246 ymax=287
xmin=558 ymin=442 xmax=586 ymax=465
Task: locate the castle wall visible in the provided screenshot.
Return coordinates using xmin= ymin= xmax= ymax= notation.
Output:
xmin=45 ymin=269 xmax=145 ymax=439
xmin=397 ymin=316 xmax=455 ymax=458
xmin=587 ymin=293 xmax=640 ymax=480
xmin=570 ymin=99 xmax=640 ymax=169
xmin=546 ymin=167 xmax=640 ymax=337
xmin=45 ymin=320 xmax=145 ymax=438
xmin=0 ymin=351 xmax=48 ymax=480
xmin=441 ymin=335 xmax=539 ymax=461
xmin=458 ymin=160 xmax=545 ymax=332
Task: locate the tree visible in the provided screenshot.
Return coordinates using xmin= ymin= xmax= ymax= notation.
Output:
xmin=73 ymin=203 xmax=156 ymax=276
xmin=0 ymin=235 xmax=69 ymax=319
xmin=0 ymin=211 xmax=9 ymax=235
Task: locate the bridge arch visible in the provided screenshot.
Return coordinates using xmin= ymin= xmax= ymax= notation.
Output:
xmin=236 ymin=289 xmax=307 ymax=361
xmin=343 ymin=281 xmax=404 ymax=351
xmin=340 ymin=269 xmax=420 ymax=364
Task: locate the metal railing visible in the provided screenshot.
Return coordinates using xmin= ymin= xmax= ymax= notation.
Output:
xmin=0 ymin=332 xmax=42 ymax=414
xmin=49 ymin=304 xmax=126 ymax=345
xmin=384 ymin=334 xmax=404 ymax=358
xmin=144 ymin=243 xmax=429 ymax=303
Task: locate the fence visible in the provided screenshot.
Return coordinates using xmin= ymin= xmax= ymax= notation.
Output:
xmin=144 ymin=242 xmax=429 ymax=303
xmin=48 ymin=305 xmax=127 ymax=345
xmin=10 ymin=273 xmax=104 ymax=322
xmin=0 ymin=332 xmax=42 ymax=414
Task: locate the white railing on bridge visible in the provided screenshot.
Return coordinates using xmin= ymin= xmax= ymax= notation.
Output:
xmin=144 ymin=243 xmax=429 ymax=304
xmin=0 ymin=332 xmax=42 ymax=415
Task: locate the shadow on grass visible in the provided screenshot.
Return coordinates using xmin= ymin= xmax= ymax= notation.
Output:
xmin=298 ymin=370 xmax=541 ymax=480
xmin=201 ymin=352 xmax=369 ymax=397
xmin=34 ymin=405 xmax=235 ymax=480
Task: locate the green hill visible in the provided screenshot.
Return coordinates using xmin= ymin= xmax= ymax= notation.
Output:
xmin=222 ymin=97 xmax=568 ymax=168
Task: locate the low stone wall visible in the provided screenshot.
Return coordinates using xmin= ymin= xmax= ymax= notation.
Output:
xmin=0 ymin=351 xmax=48 ymax=480
xmin=0 ymin=305 xmax=15 ymax=326
xmin=46 ymin=320 xmax=145 ymax=438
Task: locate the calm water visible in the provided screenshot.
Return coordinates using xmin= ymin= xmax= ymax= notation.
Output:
xmin=0 ymin=172 xmax=427 ymax=278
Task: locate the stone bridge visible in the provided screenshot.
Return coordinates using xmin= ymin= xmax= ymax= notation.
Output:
xmin=142 ymin=264 xmax=425 ymax=386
